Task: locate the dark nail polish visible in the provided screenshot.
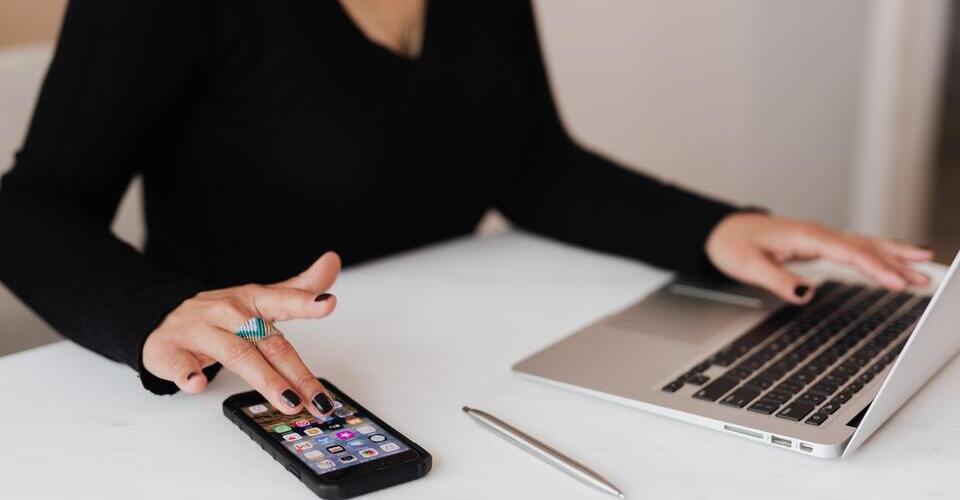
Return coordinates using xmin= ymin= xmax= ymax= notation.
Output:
xmin=315 ymin=293 xmax=332 ymax=302
xmin=186 ymin=372 xmax=198 ymax=381
xmin=280 ymin=389 xmax=301 ymax=408
xmin=794 ymin=285 xmax=810 ymax=298
xmin=313 ymin=392 xmax=334 ymax=413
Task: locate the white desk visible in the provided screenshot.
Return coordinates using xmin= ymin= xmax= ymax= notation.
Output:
xmin=1 ymin=232 xmax=957 ymax=499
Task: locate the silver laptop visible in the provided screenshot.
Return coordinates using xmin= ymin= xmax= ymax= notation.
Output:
xmin=513 ymin=252 xmax=960 ymax=458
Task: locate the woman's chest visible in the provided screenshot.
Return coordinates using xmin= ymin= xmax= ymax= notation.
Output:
xmin=183 ymin=1 xmax=526 ymax=192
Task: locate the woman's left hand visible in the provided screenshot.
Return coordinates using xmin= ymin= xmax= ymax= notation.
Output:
xmin=705 ymin=212 xmax=934 ymax=304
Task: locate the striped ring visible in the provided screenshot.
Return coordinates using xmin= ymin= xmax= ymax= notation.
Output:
xmin=235 ymin=317 xmax=282 ymax=343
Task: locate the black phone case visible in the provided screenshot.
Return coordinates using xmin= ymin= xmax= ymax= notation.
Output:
xmin=223 ymin=379 xmax=431 ymax=499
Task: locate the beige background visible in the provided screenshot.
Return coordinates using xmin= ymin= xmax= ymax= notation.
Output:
xmin=0 ymin=1 xmax=953 ymax=358
xmin=0 ymin=0 xmax=65 ymax=48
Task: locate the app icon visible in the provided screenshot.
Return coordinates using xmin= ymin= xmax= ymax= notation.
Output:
xmin=304 ymin=427 xmax=322 ymax=437
xmin=339 ymin=455 xmax=356 ymax=463
xmin=326 ymin=445 xmax=345 ymax=454
xmin=314 ymin=436 xmax=333 ymax=444
xmin=334 ymin=408 xmax=354 ymax=418
xmin=356 ymin=425 xmax=376 ymax=435
xmin=248 ymin=404 xmax=268 ymax=414
xmin=345 ymin=417 xmax=362 ymax=425
xmin=283 ymin=432 xmax=302 ymax=442
xmin=323 ymin=415 xmax=335 ymax=423
xmin=359 ymin=448 xmax=379 ymax=458
xmin=316 ymin=459 xmax=335 ymax=470
xmin=379 ymin=442 xmax=400 ymax=452
xmin=335 ymin=430 xmax=355 ymax=440
xmin=294 ymin=419 xmax=311 ymax=428
xmin=347 ymin=439 xmax=364 ymax=447
xmin=369 ymin=434 xmax=386 ymax=443
xmin=293 ymin=441 xmax=314 ymax=452
xmin=274 ymin=424 xmax=293 ymax=433
xmin=304 ymin=450 xmax=325 ymax=461
xmin=332 ymin=401 xmax=343 ymax=409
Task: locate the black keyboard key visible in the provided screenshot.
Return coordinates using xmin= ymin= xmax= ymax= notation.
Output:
xmin=745 ymin=376 xmax=775 ymax=391
xmin=772 ymin=359 xmax=797 ymax=372
xmin=831 ymin=391 xmax=852 ymax=405
xmin=820 ymin=402 xmax=842 ymax=414
xmin=765 ymin=390 xmax=793 ymax=404
xmin=847 ymin=381 xmax=864 ymax=393
xmin=799 ymin=391 xmax=827 ymax=405
xmin=776 ymin=381 xmax=804 ymax=395
xmin=692 ymin=361 xmax=711 ymax=372
xmin=810 ymin=381 xmax=839 ymax=395
xmin=760 ymin=368 xmax=786 ymax=381
xmin=742 ymin=356 xmax=767 ymax=371
xmin=686 ymin=374 xmax=709 ymax=386
xmin=720 ymin=386 xmax=762 ymax=408
xmin=858 ymin=372 xmax=874 ymax=384
xmin=805 ymin=412 xmax=829 ymax=426
xmin=777 ymin=401 xmax=816 ymax=421
xmin=662 ymin=380 xmax=684 ymax=392
xmin=748 ymin=399 xmax=782 ymax=415
xmin=710 ymin=353 xmax=736 ymax=367
xmin=693 ymin=377 xmax=740 ymax=402
xmin=727 ymin=366 xmax=754 ymax=380
xmin=868 ymin=363 xmax=885 ymax=375
xmin=823 ymin=373 xmax=849 ymax=385
xmin=788 ymin=372 xmax=815 ymax=386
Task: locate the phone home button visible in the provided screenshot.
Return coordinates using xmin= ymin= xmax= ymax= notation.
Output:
xmin=284 ymin=463 xmax=301 ymax=479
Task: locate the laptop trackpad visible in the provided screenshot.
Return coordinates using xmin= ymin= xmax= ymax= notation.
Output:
xmin=603 ymin=286 xmax=757 ymax=344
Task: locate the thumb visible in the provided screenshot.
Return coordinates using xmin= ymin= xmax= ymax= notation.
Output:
xmin=276 ymin=251 xmax=341 ymax=292
xmin=145 ymin=345 xmax=208 ymax=394
xmin=733 ymin=253 xmax=813 ymax=305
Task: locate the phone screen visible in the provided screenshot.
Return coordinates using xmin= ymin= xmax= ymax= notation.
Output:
xmin=241 ymin=396 xmax=411 ymax=474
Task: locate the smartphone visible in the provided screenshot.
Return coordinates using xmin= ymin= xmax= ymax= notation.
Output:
xmin=223 ymin=379 xmax=431 ymax=499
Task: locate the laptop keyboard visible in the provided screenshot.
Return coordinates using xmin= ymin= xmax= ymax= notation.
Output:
xmin=661 ymin=281 xmax=931 ymax=427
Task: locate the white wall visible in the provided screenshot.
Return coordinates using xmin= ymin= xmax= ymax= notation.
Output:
xmin=535 ymin=0 xmax=872 ymax=229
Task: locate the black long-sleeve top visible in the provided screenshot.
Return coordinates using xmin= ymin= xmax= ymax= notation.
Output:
xmin=0 ymin=0 xmax=736 ymax=394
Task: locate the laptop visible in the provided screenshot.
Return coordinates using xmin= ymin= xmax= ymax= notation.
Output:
xmin=513 ymin=251 xmax=960 ymax=458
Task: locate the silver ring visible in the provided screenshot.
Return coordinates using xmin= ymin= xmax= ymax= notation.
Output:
xmin=235 ymin=317 xmax=282 ymax=344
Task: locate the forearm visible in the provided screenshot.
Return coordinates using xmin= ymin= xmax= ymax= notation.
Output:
xmin=498 ymin=138 xmax=738 ymax=272
xmin=0 ymin=182 xmax=207 ymax=393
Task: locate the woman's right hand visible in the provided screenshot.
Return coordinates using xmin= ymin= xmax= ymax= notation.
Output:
xmin=142 ymin=252 xmax=341 ymax=416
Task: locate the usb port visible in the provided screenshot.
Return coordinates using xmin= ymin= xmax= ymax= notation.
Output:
xmin=771 ymin=435 xmax=792 ymax=447
xmin=799 ymin=443 xmax=814 ymax=453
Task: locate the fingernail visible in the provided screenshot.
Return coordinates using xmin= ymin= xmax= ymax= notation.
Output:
xmin=313 ymin=392 xmax=334 ymax=414
xmin=314 ymin=293 xmax=333 ymax=302
xmin=186 ymin=372 xmax=198 ymax=381
xmin=794 ymin=285 xmax=810 ymax=298
xmin=280 ymin=389 xmax=301 ymax=408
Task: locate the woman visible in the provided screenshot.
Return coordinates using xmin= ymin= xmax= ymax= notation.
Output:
xmin=0 ymin=0 xmax=932 ymax=418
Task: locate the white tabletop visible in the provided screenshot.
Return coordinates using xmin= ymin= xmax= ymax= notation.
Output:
xmin=1 ymin=231 xmax=957 ymax=499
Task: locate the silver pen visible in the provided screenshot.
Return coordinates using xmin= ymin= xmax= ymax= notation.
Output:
xmin=462 ymin=406 xmax=624 ymax=498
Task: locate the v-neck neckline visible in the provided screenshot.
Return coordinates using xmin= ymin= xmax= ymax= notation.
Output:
xmin=333 ymin=0 xmax=433 ymax=65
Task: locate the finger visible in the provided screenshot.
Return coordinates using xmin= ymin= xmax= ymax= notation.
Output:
xmin=879 ymin=240 xmax=934 ymax=262
xmin=276 ymin=251 xmax=341 ymax=292
xmin=874 ymin=249 xmax=929 ymax=286
xmin=242 ymin=285 xmax=337 ymax=323
xmin=729 ymin=252 xmax=813 ymax=304
xmin=256 ymin=334 xmax=335 ymax=417
xmin=188 ymin=326 xmax=307 ymax=415
xmin=144 ymin=344 xmax=207 ymax=394
xmin=812 ymin=236 xmax=908 ymax=290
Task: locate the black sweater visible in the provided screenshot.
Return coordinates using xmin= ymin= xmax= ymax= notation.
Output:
xmin=0 ymin=0 xmax=736 ymax=394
